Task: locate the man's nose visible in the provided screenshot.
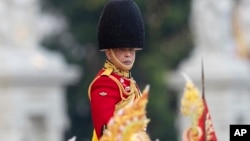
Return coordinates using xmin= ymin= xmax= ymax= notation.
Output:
xmin=125 ymin=50 xmax=131 ymax=57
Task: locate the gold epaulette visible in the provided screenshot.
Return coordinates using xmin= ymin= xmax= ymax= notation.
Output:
xmin=101 ymin=68 xmax=113 ymax=76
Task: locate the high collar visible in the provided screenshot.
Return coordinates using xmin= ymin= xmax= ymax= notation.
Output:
xmin=104 ymin=60 xmax=130 ymax=78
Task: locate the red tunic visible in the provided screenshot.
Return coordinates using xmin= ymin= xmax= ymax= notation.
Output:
xmin=88 ymin=66 xmax=141 ymax=139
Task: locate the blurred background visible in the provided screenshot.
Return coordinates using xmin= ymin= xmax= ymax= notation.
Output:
xmin=1 ymin=0 xmax=250 ymax=141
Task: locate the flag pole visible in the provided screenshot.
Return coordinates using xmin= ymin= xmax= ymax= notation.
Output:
xmin=201 ymin=58 xmax=206 ymax=141
xmin=202 ymin=58 xmax=205 ymax=99
xmin=201 ymin=58 xmax=205 ymax=99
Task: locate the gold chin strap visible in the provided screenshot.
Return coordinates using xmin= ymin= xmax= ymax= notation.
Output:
xmin=109 ymin=49 xmax=134 ymax=71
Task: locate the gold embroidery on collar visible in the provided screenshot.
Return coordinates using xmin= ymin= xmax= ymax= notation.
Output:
xmin=104 ymin=60 xmax=130 ymax=78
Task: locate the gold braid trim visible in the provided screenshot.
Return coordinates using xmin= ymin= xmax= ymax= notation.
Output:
xmin=107 ymin=75 xmax=141 ymax=112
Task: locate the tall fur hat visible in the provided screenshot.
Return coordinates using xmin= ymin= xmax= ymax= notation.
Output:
xmin=98 ymin=0 xmax=145 ymax=50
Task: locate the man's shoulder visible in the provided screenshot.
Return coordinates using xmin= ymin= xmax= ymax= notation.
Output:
xmin=94 ymin=68 xmax=123 ymax=80
xmin=93 ymin=74 xmax=116 ymax=85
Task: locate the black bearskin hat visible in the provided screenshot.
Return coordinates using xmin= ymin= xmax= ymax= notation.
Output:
xmin=98 ymin=0 xmax=145 ymax=50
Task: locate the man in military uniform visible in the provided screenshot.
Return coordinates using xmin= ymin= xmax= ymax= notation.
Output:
xmin=88 ymin=0 xmax=146 ymax=140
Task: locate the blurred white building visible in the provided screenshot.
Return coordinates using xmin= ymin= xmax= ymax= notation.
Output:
xmin=0 ymin=0 xmax=80 ymax=141
xmin=169 ymin=0 xmax=250 ymax=141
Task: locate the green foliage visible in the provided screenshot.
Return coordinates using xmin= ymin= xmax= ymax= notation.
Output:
xmin=41 ymin=0 xmax=193 ymax=140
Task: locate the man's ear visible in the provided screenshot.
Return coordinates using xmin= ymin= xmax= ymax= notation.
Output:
xmin=105 ymin=49 xmax=112 ymax=60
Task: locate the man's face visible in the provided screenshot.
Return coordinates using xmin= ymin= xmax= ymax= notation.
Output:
xmin=106 ymin=48 xmax=136 ymax=68
xmin=112 ymin=48 xmax=136 ymax=66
